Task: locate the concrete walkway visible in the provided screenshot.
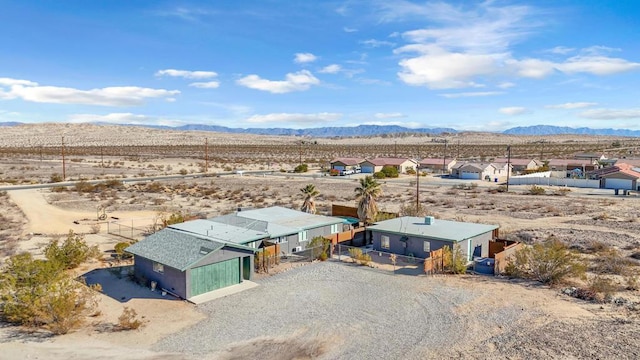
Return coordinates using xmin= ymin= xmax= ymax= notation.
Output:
xmin=188 ymin=280 xmax=259 ymax=305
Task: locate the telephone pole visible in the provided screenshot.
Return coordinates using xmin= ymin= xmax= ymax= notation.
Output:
xmin=506 ymin=145 xmax=511 ymax=192
xmin=61 ymin=136 xmax=66 ymax=180
xmin=205 ymin=138 xmax=209 ymax=173
xmin=442 ymin=140 xmax=448 ymax=174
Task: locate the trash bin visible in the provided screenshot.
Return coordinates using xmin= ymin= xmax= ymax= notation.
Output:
xmin=494 ymin=178 xmax=498 ymax=182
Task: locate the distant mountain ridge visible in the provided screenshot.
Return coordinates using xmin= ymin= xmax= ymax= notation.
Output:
xmin=1 ymin=122 xmax=639 ymax=137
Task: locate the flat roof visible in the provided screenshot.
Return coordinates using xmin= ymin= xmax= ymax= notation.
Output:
xmin=367 ymin=216 xmax=498 ymax=242
xmin=234 ymin=206 xmax=343 ymax=235
xmin=170 ymin=219 xmax=269 ymax=244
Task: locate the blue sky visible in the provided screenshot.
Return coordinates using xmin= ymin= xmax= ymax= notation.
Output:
xmin=1 ymin=0 xmax=639 ymax=131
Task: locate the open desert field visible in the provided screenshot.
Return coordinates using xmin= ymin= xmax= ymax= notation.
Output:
xmin=1 ymin=124 xmax=640 ymax=359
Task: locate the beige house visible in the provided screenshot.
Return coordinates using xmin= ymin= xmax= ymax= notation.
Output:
xmin=360 ymin=158 xmax=417 ymax=174
xmin=592 ymin=163 xmax=640 ymax=190
xmin=452 ymin=162 xmax=511 ymax=180
xmin=330 ymin=158 xmax=365 ymax=172
xmin=419 ymin=158 xmax=457 ymax=173
xmin=492 ymin=158 xmax=542 ymax=174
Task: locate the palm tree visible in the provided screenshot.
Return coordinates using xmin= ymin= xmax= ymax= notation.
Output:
xmin=355 ymin=175 xmax=382 ymax=225
xmin=300 ymin=184 xmax=319 ymax=214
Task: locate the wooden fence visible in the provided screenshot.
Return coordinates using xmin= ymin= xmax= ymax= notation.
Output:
xmin=331 ymin=204 xmax=398 ymax=221
xmin=491 ymin=240 xmax=524 ymax=274
xmin=423 ymin=248 xmax=448 ymax=274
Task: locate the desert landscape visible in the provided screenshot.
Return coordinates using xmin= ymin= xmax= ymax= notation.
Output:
xmin=1 ymin=123 xmax=640 ymax=359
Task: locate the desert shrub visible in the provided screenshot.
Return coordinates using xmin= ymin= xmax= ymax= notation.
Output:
xmin=44 ymin=230 xmax=100 ymax=269
xmin=50 ymin=173 xmax=63 ymax=183
xmin=145 ymin=181 xmax=164 ymax=193
xmin=114 ymin=242 xmax=132 ymax=260
xmin=592 ymin=212 xmax=610 ymax=220
xmin=441 ymin=244 xmax=467 ymax=274
xmin=373 ymin=171 xmax=386 ymax=179
xmin=528 ymin=185 xmax=546 ymax=195
xmin=348 ymin=248 xmax=371 ymax=266
xmin=505 ymin=237 xmax=585 ymax=284
xmin=74 ymin=180 xmax=95 ymax=193
xmin=179 ymin=168 xmax=188 ymax=175
xmin=117 ymin=307 xmax=143 ymax=330
xmin=308 ymin=236 xmax=330 ymax=261
xmin=587 ymin=275 xmax=617 ymax=302
xmin=381 ymin=165 xmax=399 ymax=178
xmin=0 ymin=253 xmax=95 ymax=334
xmin=591 ymin=248 xmax=634 ymax=275
xmin=406 ymin=168 xmax=416 ymax=175
xmin=625 ymin=275 xmax=639 ymax=291
xmin=89 ymin=223 xmax=101 ymax=234
xmin=399 ymin=203 xmax=427 ymax=217
xmin=294 ymin=164 xmax=309 ymax=173
xmin=553 ymin=187 xmax=571 ymax=196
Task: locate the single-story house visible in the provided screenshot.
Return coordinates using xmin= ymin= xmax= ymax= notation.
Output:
xmin=368 ymin=216 xmax=498 ymax=261
xmin=360 ymin=157 xmax=418 ymax=174
xmin=492 ymin=158 xmax=542 ymax=174
xmin=175 ymin=206 xmax=344 ymax=255
xmin=547 ymin=159 xmax=599 ymax=174
xmin=125 ymin=228 xmax=257 ymax=300
xmin=419 ymin=158 xmax=457 ymax=173
xmin=591 ymin=163 xmax=640 ymax=190
xmin=614 ymin=158 xmax=640 ymax=168
xmin=330 ymin=158 xmax=365 ymax=172
xmin=574 ymin=153 xmax=607 ymax=162
xmin=451 ymin=162 xmax=511 ymax=180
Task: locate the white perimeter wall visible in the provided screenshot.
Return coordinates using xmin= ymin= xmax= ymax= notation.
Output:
xmin=508 ymin=175 xmax=600 ymax=188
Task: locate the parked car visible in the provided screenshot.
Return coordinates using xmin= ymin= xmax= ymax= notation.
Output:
xmin=341 ymin=169 xmax=354 ymax=176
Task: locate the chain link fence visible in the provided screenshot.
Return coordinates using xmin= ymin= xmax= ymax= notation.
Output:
xmin=255 ymin=245 xmax=325 ymax=274
xmin=334 ymin=244 xmax=426 ymax=275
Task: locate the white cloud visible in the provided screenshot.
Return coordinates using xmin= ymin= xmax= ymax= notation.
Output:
xmin=499 ymin=107 xmax=529 ymax=116
xmin=360 ymin=39 xmax=395 ymax=48
xmin=343 ymin=27 xmax=358 ymax=33
xmin=546 ymin=102 xmax=598 ymax=109
xmin=319 ymin=64 xmax=342 ymax=74
xmin=578 ymin=108 xmax=640 ymax=120
xmin=506 ymin=58 xmax=556 ymax=78
xmin=294 ymin=53 xmax=318 ymax=64
xmin=497 ymin=82 xmax=515 ymax=89
xmin=246 ymin=112 xmax=341 ymax=124
xmin=439 ymin=91 xmax=503 ymax=98
xmin=236 ymin=70 xmax=320 ymax=94
xmin=374 ymin=112 xmax=406 ymax=119
xmin=0 ymin=78 xmax=179 ymax=106
xmin=155 ymin=69 xmax=218 ymax=79
xmin=556 ymin=55 xmax=640 ymax=75
xmin=545 ymin=46 xmax=575 ymax=55
xmin=397 ymin=49 xmax=502 ymax=89
xmin=189 ymin=81 xmax=220 ymax=89
xmin=0 ymin=78 xmax=38 ymax=87
xmin=580 ymin=45 xmax=620 ymax=56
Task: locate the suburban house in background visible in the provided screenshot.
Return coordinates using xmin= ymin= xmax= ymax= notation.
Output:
xmin=589 ymin=163 xmax=640 ymax=190
xmin=547 ymin=159 xmax=599 ymax=175
xmin=368 ymin=216 xmax=499 ymax=261
xmin=574 ymin=152 xmax=607 ymax=162
xmin=419 ymin=158 xmax=457 ymax=174
xmin=492 ymin=158 xmax=542 ymax=174
xmin=126 ymin=206 xmax=344 ymax=300
xmin=330 ymin=158 xmax=365 ymax=172
xmin=125 ymin=228 xmax=256 ymax=301
xmin=360 ymin=157 xmax=418 ymax=174
xmin=451 ymin=162 xmax=511 ymax=180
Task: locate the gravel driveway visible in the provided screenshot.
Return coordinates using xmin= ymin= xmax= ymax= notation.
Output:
xmin=155 ymin=261 xmax=528 ymax=359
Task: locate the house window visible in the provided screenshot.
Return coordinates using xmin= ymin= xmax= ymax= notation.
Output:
xmin=330 ymin=224 xmax=340 ymax=234
xmin=381 ymin=235 xmax=390 ymax=249
xmin=298 ymin=230 xmax=308 ymax=242
xmin=423 ymin=241 xmax=431 ymax=253
xmin=153 ymin=262 xmax=164 ymax=274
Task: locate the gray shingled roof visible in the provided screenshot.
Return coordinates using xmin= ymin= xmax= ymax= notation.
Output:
xmin=125 ymin=229 xmax=253 ymax=271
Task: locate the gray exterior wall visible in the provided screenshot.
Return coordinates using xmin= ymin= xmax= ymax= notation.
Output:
xmin=371 ymin=230 xmax=492 ymax=260
xmin=133 ymin=255 xmax=187 ymax=299
xmin=278 ymin=224 xmax=339 ymax=254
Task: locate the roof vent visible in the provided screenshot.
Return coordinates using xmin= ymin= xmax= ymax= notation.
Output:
xmin=424 ymin=216 xmax=435 ymax=225
xmin=199 ymin=246 xmax=213 ymax=255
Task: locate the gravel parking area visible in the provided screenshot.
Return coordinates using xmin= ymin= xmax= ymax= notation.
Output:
xmin=155 ymin=261 xmax=530 ymax=359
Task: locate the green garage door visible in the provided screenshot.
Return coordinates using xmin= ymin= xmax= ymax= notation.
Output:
xmin=190 ymin=258 xmax=240 ymax=297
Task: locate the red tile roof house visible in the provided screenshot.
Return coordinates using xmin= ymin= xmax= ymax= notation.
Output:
xmin=492 ymin=158 xmax=542 ymax=174
xmin=330 ymin=158 xmax=365 ymax=172
xmin=614 ymin=159 xmax=640 ymax=168
xmin=590 ymin=163 xmax=640 ymax=190
xmin=360 ymin=158 xmax=418 ymax=174
xmin=418 ymin=158 xmax=457 ymax=174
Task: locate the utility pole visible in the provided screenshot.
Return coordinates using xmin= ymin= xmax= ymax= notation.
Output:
xmin=506 ymin=145 xmax=511 ymax=192
xmin=457 ymin=139 xmax=460 ymax=159
xmin=100 ymin=147 xmax=104 ymax=168
xmin=299 ymin=141 xmax=303 ymax=166
xmin=416 ymin=163 xmax=420 ymax=214
xmin=394 ymin=141 xmax=398 ymax=157
xmin=61 ymin=136 xmax=66 ymax=180
xmin=442 ymin=140 xmax=448 ymax=174
xmin=205 ymin=138 xmax=209 ymax=173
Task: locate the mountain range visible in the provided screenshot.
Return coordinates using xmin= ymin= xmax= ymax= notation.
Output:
xmin=1 ymin=122 xmax=639 ymax=137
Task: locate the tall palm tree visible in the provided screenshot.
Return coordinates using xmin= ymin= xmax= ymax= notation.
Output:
xmin=300 ymin=184 xmax=320 ymax=214
xmin=355 ymin=175 xmax=382 ymax=225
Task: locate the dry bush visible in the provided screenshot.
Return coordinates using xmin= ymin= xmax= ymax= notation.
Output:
xmin=90 ymin=223 xmax=101 ymax=234
xmin=593 ymin=212 xmax=610 ymax=220
xmin=591 ymin=248 xmax=635 ymax=275
xmin=117 ymin=307 xmax=144 ymax=330
xmin=553 ymin=187 xmax=571 ymax=196
xmin=625 ymin=275 xmax=639 ymax=291
xmin=527 ymin=185 xmax=546 ymax=195
xmin=587 ymin=275 xmax=618 ymax=302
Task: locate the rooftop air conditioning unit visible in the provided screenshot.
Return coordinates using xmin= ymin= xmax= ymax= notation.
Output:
xmin=425 ymin=216 xmax=435 ymax=225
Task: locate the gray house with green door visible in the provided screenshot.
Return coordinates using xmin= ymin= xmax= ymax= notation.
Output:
xmin=368 ymin=216 xmax=498 ymax=261
xmin=125 ymin=226 xmax=259 ymax=300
